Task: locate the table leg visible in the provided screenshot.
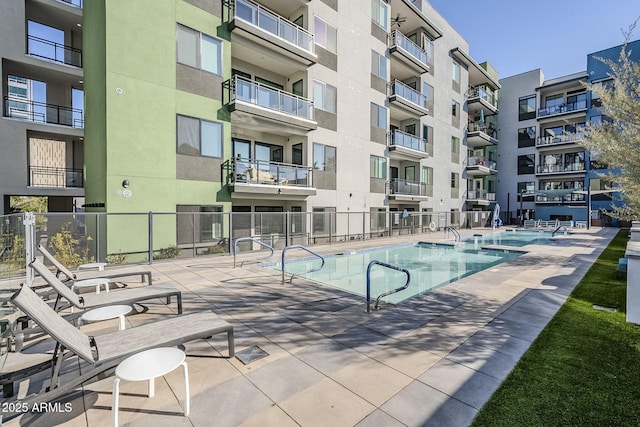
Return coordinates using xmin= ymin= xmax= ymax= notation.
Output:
xmin=182 ymin=361 xmax=190 ymax=416
xmin=96 ymin=284 xmax=100 ymax=295
xmin=112 ymin=377 xmax=120 ymax=427
xmin=118 ymin=315 xmax=126 ymax=331
xmin=148 ymin=377 xmax=154 ymax=398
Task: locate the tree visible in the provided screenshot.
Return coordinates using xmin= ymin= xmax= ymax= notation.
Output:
xmin=582 ymin=21 xmax=640 ymax=219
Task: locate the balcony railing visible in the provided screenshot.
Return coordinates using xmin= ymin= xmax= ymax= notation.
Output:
xmin=58 ymin=0 xmax=82 ymax=7
xmin=388 ymin=80 xmax=428 ymax=110
xmin=468 ymin=157 xmax=497 ymax=170
xmin=27 ymin=35 xmax=82 ymax=67
xmin=538 ymin=100 xmax=587 ymax=117
xmin=389 ymin=178 xmax=427 ymax=196
xmin=231 ymin=157 xmax=312 ymax=187
xmin=234 ymin=0 xmax=314 ymax=54
xmin=536 ymin=134 xmax=583 ymax=146
xmin=388 ymin=129 xmax=427 ymax=153
xmin=468 ymin=121 xmax=498 ymax=139
xmin=467 ymin=86 xmax=497 ymax=108
xmin=29 ymin=166 xmax=83 ymax=188
xmin=388 ymin=30 xmax=429 ymax=68
xmin=226 ymin=76 xmax=314 ymax=121
xmin=536 ymin=193 xmax=585 ymax=203
xmin=536 ymin=162 xmax=586 ymax=174
xmin=467 ymin=190 xmax=496 ymax=201
xmin=4 ymin=97 xmax=84 ymax=128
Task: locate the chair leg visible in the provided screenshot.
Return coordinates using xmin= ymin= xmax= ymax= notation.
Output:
xmin=227 ymin=328 xmax=235 ymax=358
xmin=112 ymin=377 xmax=120 ymax=427
xmin=181 ymin=361 xmax=190 ymax=416
xmin=176 ymin=293 xmax=183 ymax=314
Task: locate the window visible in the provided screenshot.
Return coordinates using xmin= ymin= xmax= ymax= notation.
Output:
xmin=371 ymin=50 xmax=388 ymax=80
xmin=423 ymin=82 xmax=434 ymax=112
xmin=177 ymin=24 xmax=222 ymax=75
xmin=371 ymin=103 xmax=388 ymax=129
xmin=292 ymin=143 xmax=303 ymax=165
xmin=517 ymin=181 xmax=535 ymax=196
xmin=518 ymin=95 xmax=536 ymax=120
xmin=313 ymin=80 xmax=337 ymax=113
xmin=421 ymin=166 xmax=433 ymax=185
xmin=451 ymin=172 xmax=459 ymax=188
xmin=313 ymin=143 xmax=336 ymax=171
xmin=517 ymin=154 xmax=535 ymax=175
xmin=177 ymin=115 xmax=222 ymax=158
xmin=518 ymin=126 xmax=536 ymax=148
xmin=315 ymin=16 xmax=337 ymax=53
xmin=370 ymin=155 xmax=387 ymax=179
xmin=567 ymin=91 xmax=587 ymax=109
xmin=451 ymin=136 xmax=459 ymax=153
xmin=544 ymin=93 xmax=563 ymax=109
xmin=452 ymin=60 xmax=461 ymax=92
xmin=451 ymin=99 xmax=459 ymax=117
xmin=590 ymin=79 xmax=613 ymax=108
xmin=371 ymin=0 xmax=389 ymax=30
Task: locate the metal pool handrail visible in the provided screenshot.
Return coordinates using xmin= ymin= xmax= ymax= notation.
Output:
xmin=233 ymin=237 xmax=274 ymax=268
xmin=551 ymin=225 xmax=569 ymax=237
xmin=444 ymin=226 xmax=461 ymax=241
xmin=366 ymin=260 xmax=411 ymax=313
xmin=281 ymin=245 xmax=325 ymax=284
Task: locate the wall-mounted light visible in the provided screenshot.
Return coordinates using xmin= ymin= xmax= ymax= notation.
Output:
xmin=277 ymin=188 xmax=282 ymax=194
xmin=122 ymin=180 xmax=130 ymax=188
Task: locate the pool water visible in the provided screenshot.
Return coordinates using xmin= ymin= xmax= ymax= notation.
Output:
xmin=467 ymin=230 xmax=554 ymax=247
xmin=279 ymin=242 xmax=525 ymax=304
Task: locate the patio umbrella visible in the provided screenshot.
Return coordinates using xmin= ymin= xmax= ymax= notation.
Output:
xmin=493 ymin=203 xmax=501 ymax=228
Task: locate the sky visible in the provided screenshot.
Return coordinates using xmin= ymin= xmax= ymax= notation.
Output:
xmin=426 ymin=0 xmax=640 ymax=80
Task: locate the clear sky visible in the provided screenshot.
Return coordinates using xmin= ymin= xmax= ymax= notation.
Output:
xmin=427 ymin=0 xmax=640 ymax=80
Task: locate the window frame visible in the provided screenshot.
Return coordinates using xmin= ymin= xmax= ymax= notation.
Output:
xmin=518 ymin=95 xmax=536 ymax=121
xmin=371 ymin=0 xmax=389 ymax=30
xmin=370 ymin=155 xmax=387 ymax=179
xmin=313 ymin=143 xmax=337 ymax=172
xmin=370 ymin=103 xmax=388 ymax=129
xmin=176 ymin=24 xmax=222 ymax=75
xmin=176 ymin=114 xmax=223 ymax=158
xmin=313 ymin=80 xmax=337 ymax=113
xmin=371 ymin=50 xmax=388 ymax=80
xmin=314 ymin=16 xmax=337 ymax=53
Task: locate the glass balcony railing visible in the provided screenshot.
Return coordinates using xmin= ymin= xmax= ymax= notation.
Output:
xmin=27 ymin=35 xmax=82 ymax=67
xmin=538 ymin=100 xmax=587 ymax=117
xmin=467 ymin=86 xmax=497 ymax=108
xmin=467 ymin=121 xmax=498 ymax=139
xmin=388 ymin=30 xmax=428 ymax=68
xmin=231 ymin=157 xmax=312 ymax=188
xmin=536 ymin=162 xmax=586 ymax=174
xmin=536 ymin=193 xmax=585 ymax=203
xmin=4 ymin=97 xmax=84 ymax=128
xmin=228 ymin=76 xmax=314 ymax=121
xmin=389 ymin=178 xmax=427 ymax=196
xmin=467 ymin=190 xmax=496 ymax=201
xmin=536 ymin=134 xmax=583 ymax=146
xmin=29 ymin=166 xmax=83 ymax=188
xmin=468 ymin=157 xmax=497 ymax=170
xmin=388 ymin=129 xmax=427 ymax=153
xmin=234 ymin=0 xmax=314 ymax=54
xmin=388 ymin=80 xmax=428 ymax=110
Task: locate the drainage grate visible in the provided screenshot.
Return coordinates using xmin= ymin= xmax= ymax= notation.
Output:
xmin=235 ymin=345 xmax=269 ymax=365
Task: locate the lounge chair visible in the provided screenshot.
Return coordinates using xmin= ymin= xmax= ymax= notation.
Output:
xmin=38 ymin=244 xmax=152 ymax=285
xmin=4 ymin=284 xmax=233 ymax=417
xmin=30 ymin=258 xmax=183 ymax=314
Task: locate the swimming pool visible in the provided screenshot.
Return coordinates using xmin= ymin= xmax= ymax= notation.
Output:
xmin=467 ymin=230 xmax=554 ymax=247
xmin=279 ymin=241 xmax=525 ymax=304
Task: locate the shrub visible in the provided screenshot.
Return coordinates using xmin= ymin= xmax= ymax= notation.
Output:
xmin=154 ymin=245 xmax=181 ymax=260
xmin=49 ymin=223 xmax=94 ymax=268
xmin=105 ymin=251 xmax=128 ymax=265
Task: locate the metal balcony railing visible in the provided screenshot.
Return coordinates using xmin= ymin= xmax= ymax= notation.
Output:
xmin=468 ymin=157 xmax=497 ymax=170
xmin=467 ymin=190 xmax=496 ymax=201
xmin=467 ymin=86 xmax=497 ymax=108
xmin=538 ymin=100 xmax=587 ymax=117
xmin=536 ymin=134 xmax=583 ymax=146
xmin=29 ymin=166 xmax=83 ymax=188
xmin=27 ymin=35 xmax=82 ymax=67
xmin=388 ymin=80 xmax=428 ymax=110
xmin=389 ymin=178 xmax=427 ymax=196
xmin=467 ymin=121 xmax=498 ymax=139
xmin=536 ymin=162 xmax=586 ymax=174
xmin=226 ymin=76 xmax=314 ymax=121
xmin=234 ymin=0 xmax=314 ymax=54
xmin=231 ymin=157 xmax=313 ymax=187
xmin=4 ymin=97 xmax=84 ymax=128
xmin=388 ymin=30 xmax=428 ymax=68
xmin=388 ymin=129 xmax=427 ymax=153
xmin=536 ymin=193 xmax=585 ymax=203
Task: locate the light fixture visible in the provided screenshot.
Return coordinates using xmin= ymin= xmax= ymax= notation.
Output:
xmin=277 ymin=189 xmax=282 ymax=194
xmin=122 ymin=180 xmax=130 ymax=188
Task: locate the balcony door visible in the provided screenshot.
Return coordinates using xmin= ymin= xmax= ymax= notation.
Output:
xmin=255 ymin=142 xmax=283 ymax=171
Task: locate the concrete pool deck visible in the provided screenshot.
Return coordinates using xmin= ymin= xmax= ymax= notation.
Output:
xmin=2 ymin=226 xmax=617 ymax=426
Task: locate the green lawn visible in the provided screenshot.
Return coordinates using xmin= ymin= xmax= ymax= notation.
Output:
xmin=471 ymin=230 xmax=640 ymax=427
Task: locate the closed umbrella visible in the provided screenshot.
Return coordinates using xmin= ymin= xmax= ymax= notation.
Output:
xmin=492 ymin=203 xmax=501 ymax=228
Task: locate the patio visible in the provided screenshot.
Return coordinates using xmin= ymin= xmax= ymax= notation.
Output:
xmin=1 ymin=226 xmax=616 ymax=426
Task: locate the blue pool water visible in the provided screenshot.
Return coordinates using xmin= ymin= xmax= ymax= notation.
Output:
xmin=279 ymin=240 xmax=528 ymax=304
xmin=466 ymin=230 xmax=554 ymax=247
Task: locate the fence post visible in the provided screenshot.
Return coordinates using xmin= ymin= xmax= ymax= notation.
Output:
xmin=329 ymin=213 xmax=333 ymax=244
xmin=24 ymin=212 xmax=35 ymax=286
xmin=285 ymin=211 xmax=290 ymax=246
xmin=192 ymin=212 xmax=197 ymax=258
xmin=96 ymin=213 xmax=100 ymax=262
xmin=148 ymin=211 xmax=153 ymax=264
xmin=362 ymin=211 xmax=366 ymax=239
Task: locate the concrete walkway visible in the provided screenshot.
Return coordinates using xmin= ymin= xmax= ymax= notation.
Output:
xmin=3 ymin=227 xmax=617 ymax=426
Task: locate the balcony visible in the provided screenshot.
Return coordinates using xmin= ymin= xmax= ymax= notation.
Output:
xmin=388 ymin=178 xmax=429 ymax=202
xmin=466 ymin=121 xmax=498 ymax=148
xmin=29 ymin=166 xmax=83 ymax=188
xmin=466 ymin=190 xmax=496 ymax=206
xmin=536 ymin=192 xmax=585 ymax=204
xmin=388 ymin=30 xmax=429 ymax=75
xmin=27 ymin=35 xmax=82 ymax=68
xmin=229 ymin=0 xmax=316 ymax=71
xmin=536 ymin=134 xmax=583 ymax=149
xmin=4 ymin=97 xmax=84 ymax=128
xmin=228 ymin=158 xmax=316 ymax=199
xmin=466 ymin=157 xmax=497 ymax=176
xmin=467 ymin=86 xmax=498 ymax=115
xmin=224 ymin=76 xmax=316 ymax=135
xmin=387 ymin=129 xmax=428 ymax=160
xmin=536 ymin=162 xmax=586 ymax=175
xmin=387 ymin=80 xmax=429 ymax=120
xmin=537 ymin=100 xmax=587 ymax=119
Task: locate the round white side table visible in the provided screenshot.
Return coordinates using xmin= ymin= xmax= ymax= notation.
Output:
xmin=71 ymin=277 xmax=110 ymax=294
xmin=78 ymin=262 xmax=108 ymax=272
xmin=112 ymin=347 xmax=189 ymax=426
xmin=78 ymin=305 xmax=132 ymax=331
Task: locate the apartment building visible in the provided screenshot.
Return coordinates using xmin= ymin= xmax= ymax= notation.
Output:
xmin=1 ymin=0 xmax=499 ymax=250
xmin=0 ymin=0 xmax=84 ymax=215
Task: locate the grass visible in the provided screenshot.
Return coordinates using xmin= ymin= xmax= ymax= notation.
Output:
xmin=471 ymin=229 xmax=640 ymax=427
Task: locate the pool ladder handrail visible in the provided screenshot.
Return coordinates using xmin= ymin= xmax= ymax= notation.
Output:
xmin=281 ymin=245 xmax=326 ymax=284
xmin=444 ymin=226 xmax=461 ymax=241
xmin=366 ymin=260 xmax=411 ymax=313
xmin=551 ymin=225 xmax=569 ymax=237
xmin=233 ymin=237 xmax=275 ymax=268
